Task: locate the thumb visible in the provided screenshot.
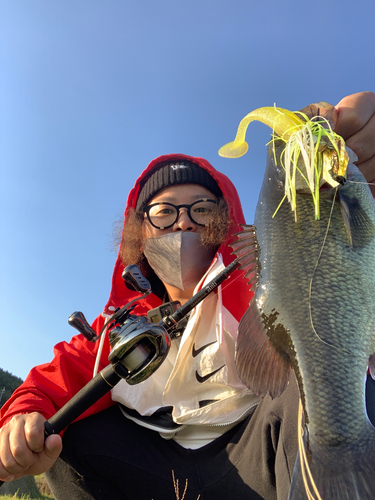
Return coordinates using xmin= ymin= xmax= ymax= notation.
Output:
xmin=298 ymin=101 xmax=338 ymax=130
xmin=44 ymin=434 xmax=63 ymax=459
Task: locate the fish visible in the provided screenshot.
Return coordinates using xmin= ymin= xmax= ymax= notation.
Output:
xmin=220 ymin=105 xmax=375 ymax=499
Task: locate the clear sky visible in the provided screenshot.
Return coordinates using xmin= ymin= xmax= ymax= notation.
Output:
xmin=1 ymin=0 xmax=374 ymax=380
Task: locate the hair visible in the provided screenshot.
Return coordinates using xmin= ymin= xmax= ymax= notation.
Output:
xmin=118 ymin=197 xmax=231 ymax=277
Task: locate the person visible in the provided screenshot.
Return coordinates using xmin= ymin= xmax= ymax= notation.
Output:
xmin=0 ymin=91 xmax=375 ymax=500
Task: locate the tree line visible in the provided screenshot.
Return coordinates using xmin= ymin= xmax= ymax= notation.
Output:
xmin=0 ymin=368 xmax=23 ymax=408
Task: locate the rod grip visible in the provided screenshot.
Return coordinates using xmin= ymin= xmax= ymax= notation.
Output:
xmin=44 ymin=365 xmax=121 ymax=436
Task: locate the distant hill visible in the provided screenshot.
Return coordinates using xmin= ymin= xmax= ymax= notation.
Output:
xmin=0 ymin=368 xmax=23 ymax=408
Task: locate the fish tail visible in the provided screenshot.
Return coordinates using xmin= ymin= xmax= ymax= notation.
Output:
xmin=288 ymin=408 xmax=375 ymax=500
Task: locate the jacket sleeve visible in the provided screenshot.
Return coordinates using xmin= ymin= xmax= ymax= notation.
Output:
xmin=0 ymin=314 xmax=115 ymax=430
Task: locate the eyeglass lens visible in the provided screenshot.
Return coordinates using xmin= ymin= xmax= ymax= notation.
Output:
xmin=147 ymin=200 xmax=217 ymax=228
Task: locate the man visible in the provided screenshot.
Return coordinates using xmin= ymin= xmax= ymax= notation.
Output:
xmin=1 ymin=92 xmax=375 ymax=499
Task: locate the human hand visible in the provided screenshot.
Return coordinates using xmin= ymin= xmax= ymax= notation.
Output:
xmin=334 ymin=91 xmax=375 ymax=195
xmin=0 ymin=413 xmax=62 ymax=481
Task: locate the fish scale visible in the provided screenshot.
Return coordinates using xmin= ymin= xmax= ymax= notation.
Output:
xmin=233 ymin=143 xmax=375 ymax=499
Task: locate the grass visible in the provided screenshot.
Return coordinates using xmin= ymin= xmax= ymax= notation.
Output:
xmin=0 ymin=475 xmax=53 ymax=500
xmin=0 ymin=495 xmax=52 ymax=500
xmin=0 ymin=471 xmax=200 ymax=499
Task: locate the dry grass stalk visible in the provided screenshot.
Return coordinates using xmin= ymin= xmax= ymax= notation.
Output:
xmin=152 ymin=471 xmax=200 ymax=500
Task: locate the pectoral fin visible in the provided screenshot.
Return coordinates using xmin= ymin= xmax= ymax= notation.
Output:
xmin=236 ymin=298 xmax=292 ymax=399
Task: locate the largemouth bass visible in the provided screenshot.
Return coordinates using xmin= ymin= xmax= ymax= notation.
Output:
xmin=221 ymin=106 xmax=375 ymax=499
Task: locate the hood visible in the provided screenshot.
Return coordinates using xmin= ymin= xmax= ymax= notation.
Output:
xmin=103 ymin=153 xmax=252 ymax=322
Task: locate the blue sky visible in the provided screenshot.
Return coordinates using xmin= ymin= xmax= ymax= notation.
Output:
xmin=1 ymin=0 xmax=374 ymax=380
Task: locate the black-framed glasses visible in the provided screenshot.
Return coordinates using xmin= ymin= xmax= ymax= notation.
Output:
xmin=143 ymin=199 xmax=218 ymax=229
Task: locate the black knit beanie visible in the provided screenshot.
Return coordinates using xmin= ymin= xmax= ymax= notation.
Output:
xmin=135 ymin=160 xmax=222 ymax=212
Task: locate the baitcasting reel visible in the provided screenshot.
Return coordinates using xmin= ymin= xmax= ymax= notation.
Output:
xmin=43 ymin=259 xmax=240 ymax=437
xmin=69 ymin=261 xmax=240 ymax=385
xmin=68 ymin=265 xmax=172 ymax=385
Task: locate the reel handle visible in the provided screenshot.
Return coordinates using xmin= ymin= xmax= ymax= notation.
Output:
xmin=122 ymin=265 xmax=151 ymax=293
xmin=68 ymin=311 xmax=98 ymax=342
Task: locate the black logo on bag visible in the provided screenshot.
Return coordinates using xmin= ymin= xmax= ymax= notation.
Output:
xmin=192 ymin=341 xmax=217 ymax=357
xmin=192 ymin=340 xmax=225 ymax=383
xmin=195 ymin=365 xmax=225 ymax=383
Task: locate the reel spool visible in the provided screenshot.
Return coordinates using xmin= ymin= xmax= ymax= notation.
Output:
xmin=108 ymin=314 xmax=170 ymax=385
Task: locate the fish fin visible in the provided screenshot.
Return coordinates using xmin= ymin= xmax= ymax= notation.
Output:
xmin=230 ymin=224 xmax=261 ymax=291
xmin=235 ymin=299 xmax=291 ymax=399
xmin=339 ymin=191 xmax=375 ymax=248
xmin=369 ymin=354 xmax=375 ymax=380
xmin=288 ymin=421 xmax=375 ymax=500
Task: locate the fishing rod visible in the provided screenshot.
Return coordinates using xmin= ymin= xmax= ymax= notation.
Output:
xmin=0 ymin=259 xmax=243 ymax=487
xmin=43 ymin=259 xmax=241 ymax=436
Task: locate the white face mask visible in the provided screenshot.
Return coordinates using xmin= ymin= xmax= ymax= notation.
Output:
xmin=143 ymin=232 xmax=215 ymax=290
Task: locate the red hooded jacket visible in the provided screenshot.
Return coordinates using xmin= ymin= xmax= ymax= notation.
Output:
xmin=0 ymin=154 xmax=253 ymax=429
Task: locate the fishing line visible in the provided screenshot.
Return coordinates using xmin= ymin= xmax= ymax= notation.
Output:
xmin=345 ymin=180 xmax=375 ymax=185
xmin=298 ymin=398 xmax=322 ymax=500
xmin=308 ymin=183 xmax=371 ymax=360
xmin=161 ymin=265 xmax=247 ymax=339
xmin=308 ymin=187 xmax=340 ymax=349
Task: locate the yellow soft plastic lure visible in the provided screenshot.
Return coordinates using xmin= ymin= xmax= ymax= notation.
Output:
xmin=218 ymin=107 xmax=304 ymax=158
xmin=219 ymin=106 xmax=349 ymax=220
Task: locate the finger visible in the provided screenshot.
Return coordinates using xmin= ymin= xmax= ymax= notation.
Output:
xmin=22 ymin=434 xmax=62 ymax=477
xmin=0 ymin=472 xmax=14 ymax=482
xmin=0 ymin=431 xmax=62 ymax=480
xmin=299 ymin=101 xmax=338 ymax=129
xmin=24 ymin=413 xmax=46 ymax=453
xmin=0 ymin=435 xmax=14 ymax=481
xmin=345 ymin=112 xmax=375 ymax=166
xmin=355 ymin=154 xmax=375 ymax=185
xmin=315 ymin=101 xmax=338 ymax=129
xmin=0 ymin=433 xmax=33 ymax=478
xmin=7 ymin=418 xmax=38 ymax=471
xmin=334 ymin=91 xmax=375 ymax=140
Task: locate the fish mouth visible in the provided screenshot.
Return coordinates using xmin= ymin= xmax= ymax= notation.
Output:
xmin=296 ymin=183 xmax=334 ymax=194
xmin=319 ymin=182 xmax=333 ymax=191
xmin=295 ymin=183 xmax=338 ymax=204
